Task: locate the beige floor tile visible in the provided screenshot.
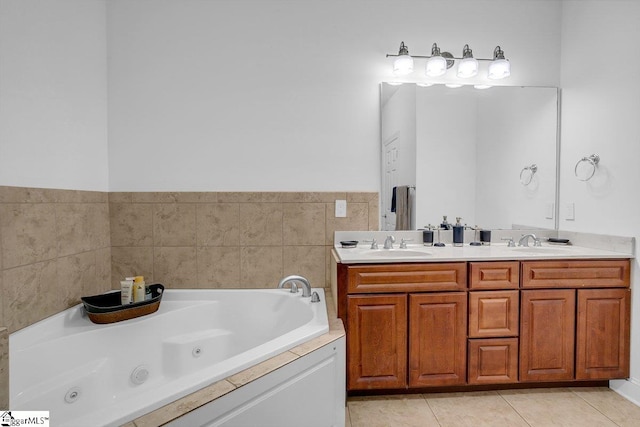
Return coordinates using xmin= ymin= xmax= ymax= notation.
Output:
xmin=348 ymin=394 xmax=440 ymax=427
xmin=499 ymin=388 xmax=617 ymax=426
xmin=572 ymin=387 xmax=640 ymax=427
xmin=345 ymin=405 xmax=352 ymax=427
xmin=424 ymin=391 xmax=529 ymax=427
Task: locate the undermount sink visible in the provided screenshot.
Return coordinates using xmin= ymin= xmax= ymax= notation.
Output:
xmin=512 ymin=246 xmax=572 ymax=254
xmin=365 ymin=250 xmax=431 ymax=258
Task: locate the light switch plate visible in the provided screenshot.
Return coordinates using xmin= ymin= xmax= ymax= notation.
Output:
xmin=335 ymin=200 xmax=347 ymax=218
xmin=545 ymin=203 xmax=554 ymax=219
xmin=564 ymin=202 xmax=575 ymax=221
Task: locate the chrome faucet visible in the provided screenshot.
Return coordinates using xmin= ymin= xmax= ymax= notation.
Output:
xmin=518 ymin=234 xmax=542 ymax=247
xmin=277 ymin=275 xmax=312 ymax=297
xmin=384 ymin=235 xmax=396 ymax=249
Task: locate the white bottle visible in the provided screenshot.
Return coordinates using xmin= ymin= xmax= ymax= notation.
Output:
xmin=133 ymin=276 xmax=146 ymax=303
xmin=120 ymin=278 xmax=134 ymax=305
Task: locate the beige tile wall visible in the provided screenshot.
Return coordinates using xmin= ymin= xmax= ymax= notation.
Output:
xmin=0 ymin=186 xmax=112 ymax=333
xmin=0 ymin=327 xmax=7 ymax=408
xmin=109 ymin=192 xmax=378 ymax=289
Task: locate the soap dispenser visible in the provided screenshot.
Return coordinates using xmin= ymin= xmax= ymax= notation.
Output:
xmin=453 ymin=217 xmax=464 ymax=247
xmin=423 ymin=224 xmax=434 ymax=247
xmin=440 ymin=216 xmax=452 ymax=230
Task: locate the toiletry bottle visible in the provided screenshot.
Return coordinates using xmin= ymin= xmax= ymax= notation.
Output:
xmin=133 ymin=276 xmax=146 ymax=303
xmin=120 ymin=277 xmax=134 ymax=305
xmin=144 ymin=285 xmax=152 ymax=301
xmin=423 ymin=224 xmax=434 ymax=247
xmin=440 ymin=215 xmax=451 ymax=230
xmin=453 ymin=217 xmax=464 ymax=247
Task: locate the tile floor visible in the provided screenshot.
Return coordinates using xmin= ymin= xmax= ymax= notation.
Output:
xmin=346 ymin=388 xmax=640 ymax=427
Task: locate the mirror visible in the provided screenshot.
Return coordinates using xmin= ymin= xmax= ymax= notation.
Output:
xmin=381 ymin=83 xmax=559 ymax=231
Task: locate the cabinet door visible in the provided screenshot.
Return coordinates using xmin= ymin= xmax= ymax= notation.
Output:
xmin=409 ymin=293 xmax=467 ymax=387
xmin=469 ymin=290 xmax=519 ymax=338
xmin=576 ymin=288 xmax=630 ymax=380
xmin=520 ymin=289 xmax=575 ymax=382
xmin=347 ymin=294 xmax=407 ymax=390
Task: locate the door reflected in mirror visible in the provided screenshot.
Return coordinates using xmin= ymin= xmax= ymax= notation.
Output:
xmin=381 ymin=83 xmax=559 ymax=231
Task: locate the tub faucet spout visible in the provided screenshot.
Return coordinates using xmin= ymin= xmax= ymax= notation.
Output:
xmin=277 ymin=275 xmax=312 ymax=297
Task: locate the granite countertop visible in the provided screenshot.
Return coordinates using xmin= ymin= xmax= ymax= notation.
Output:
xmin=333 ymin=242 xmax=633 ymax=264
xmin=126 ymin=292 xmax=344 ymax=427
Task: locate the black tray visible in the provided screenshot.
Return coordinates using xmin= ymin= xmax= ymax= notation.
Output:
xmin=81 ymin=284 xmax=164 ymax=324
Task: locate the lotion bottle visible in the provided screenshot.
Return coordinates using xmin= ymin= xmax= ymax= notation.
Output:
xmin=453 ymin=217 xmax=464 ymax=247
xmin=133 ymin=276 xmax=146 ymax=303
xmin=120 ymin=278 xmax=134 ymax=305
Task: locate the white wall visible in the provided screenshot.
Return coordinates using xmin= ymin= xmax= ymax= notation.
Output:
xmin=0 ymin=0 xmax=109 ymax=191
xmin=560 ymin=0 xmax=640 ymax=403
xmin=416 ymin=86 xmax=477 ymax=228
xmin=106 ymin=0 xmax=561 ymax=191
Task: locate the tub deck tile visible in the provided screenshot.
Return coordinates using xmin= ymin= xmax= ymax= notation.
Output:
xmin=289 ymin=329 xmax=345 ymax=358
xmin=132 ymin=379 xmax=236 ymax=427
xmin=227 ymin=350 xmax=299 ymax=388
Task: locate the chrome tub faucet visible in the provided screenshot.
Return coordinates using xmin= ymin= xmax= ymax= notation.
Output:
xmin=277 ymin=275 xmax=312 ymax=297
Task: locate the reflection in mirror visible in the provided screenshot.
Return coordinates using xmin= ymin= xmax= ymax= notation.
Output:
xmin=381 ymin=83 xmax=559 ymax=231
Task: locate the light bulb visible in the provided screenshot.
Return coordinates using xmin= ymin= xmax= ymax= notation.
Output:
xmin=457 ymin=57 xmax=478 ymax=78
xmin=393 ymin=55 xmax=413 ymax=76
xmin=445 ymin=83 xmax=463 ymax=88
xmin=488 ymin=59 xmax=511 ymax=79
xmin=425 ymin=56 xmax=447 ymax=77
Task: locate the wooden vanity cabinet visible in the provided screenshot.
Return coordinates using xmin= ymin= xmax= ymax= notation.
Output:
xmin=519 ymin=260 xmax=631 ymax=382
xmin=338 ymin=257 xmax=631 ymax=393
xmin=340 ymin=262 xmax=467 ymax=391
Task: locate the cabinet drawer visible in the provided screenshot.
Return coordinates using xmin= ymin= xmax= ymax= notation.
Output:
xmin=521 ymin=260 xmax=630 ymax=289
xmin=468 ymin=338 xmax=519 ymax=385
xmin=469 ymin=290 xmax=519 ymax=338
xmin=469 ymin=261 xmax=519 ymax=289
xmin=347 ymin=263 xmax=466 ymax=294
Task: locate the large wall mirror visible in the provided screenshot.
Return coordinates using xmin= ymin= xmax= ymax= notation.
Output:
xmin=381 ymin=83 xmax=559 ymax=231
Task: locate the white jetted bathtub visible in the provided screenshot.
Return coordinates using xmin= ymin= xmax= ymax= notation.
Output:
xmin=10 ymin=288 xmax=340 ymax=427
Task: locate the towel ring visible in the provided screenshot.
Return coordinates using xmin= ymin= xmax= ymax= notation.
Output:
xmin=574 ymin=154 xmax=600 ymax=181
xmin=519 ymin=164 xmax=537 ymax=186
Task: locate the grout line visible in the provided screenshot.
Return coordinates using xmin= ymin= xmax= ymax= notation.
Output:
xmin=496 ymin=391 xmax=533 ymax=426
xmin=421 ymin=394 xmax=443 ymax=427
xmin=569 ymin=388 xmax=622 ymax=426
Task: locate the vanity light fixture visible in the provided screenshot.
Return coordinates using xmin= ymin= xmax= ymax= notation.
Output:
xmin=386 ymin=42 xmax=511 ymax=80
xmin=392 ymin=42 xmax=414 ymax=76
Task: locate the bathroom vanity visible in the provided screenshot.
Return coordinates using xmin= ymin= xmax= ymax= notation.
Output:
xmin=331 ymin=236 xmax=632 ymax=394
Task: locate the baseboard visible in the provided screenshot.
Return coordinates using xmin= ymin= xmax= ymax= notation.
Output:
xmin=610 ymin=378 xmax=640 ymax=406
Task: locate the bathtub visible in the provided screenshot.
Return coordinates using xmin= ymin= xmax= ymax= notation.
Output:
xmin=10 ymin=288 xmax=332 ymax=427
